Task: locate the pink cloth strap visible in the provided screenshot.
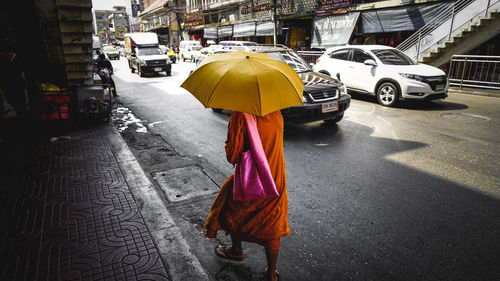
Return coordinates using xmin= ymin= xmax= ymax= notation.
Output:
xmin=232 ymin=113 xmax=279 ymax=201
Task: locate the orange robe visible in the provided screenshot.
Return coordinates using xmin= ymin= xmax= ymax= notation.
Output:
xmin=202 ymin=111 xmax=289 ymax=249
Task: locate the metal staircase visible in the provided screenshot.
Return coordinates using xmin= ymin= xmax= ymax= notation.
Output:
xmin=397 ymin=0 xmax=500 ymax=67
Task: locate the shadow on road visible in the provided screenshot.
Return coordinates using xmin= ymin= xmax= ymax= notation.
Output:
xmin=278 ymin=119 xmax=499 ymax=281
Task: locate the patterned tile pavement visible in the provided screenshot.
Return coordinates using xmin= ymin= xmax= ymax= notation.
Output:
xmin=0 ymin=125 xmax=170 ymax=281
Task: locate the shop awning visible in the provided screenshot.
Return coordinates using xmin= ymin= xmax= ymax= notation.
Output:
xmin=256 ymin=21 xmax=274 ymax=36
xmin=204 ymin=26 xmax=217 ymax=39
xmin=358 ymin=1 xmax=452 ymax=33
xmin=312 ymin=12 xmax=360 ymax=48
xmin=218 ymin=25 xmax=233 ymax=38
xmin=233 ymin=22 xmax=256 ymax=37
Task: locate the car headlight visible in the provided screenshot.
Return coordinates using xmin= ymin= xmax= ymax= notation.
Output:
xmin=139 ymin=59 xmax=147 ymax=66
xmin=399 ymin=73 xmax=425 ymax=82
xmin=339 ymin=84 xmax=347 ymax=96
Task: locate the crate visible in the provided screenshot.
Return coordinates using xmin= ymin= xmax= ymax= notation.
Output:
xmin=40 ymin=90 xmax=72 ymax=120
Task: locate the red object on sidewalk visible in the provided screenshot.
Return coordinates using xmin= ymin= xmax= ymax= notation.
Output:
xmin=40 ymin=90 xmax=70 ymax=120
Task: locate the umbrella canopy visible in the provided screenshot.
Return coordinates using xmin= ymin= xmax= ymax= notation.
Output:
xmin=181 ymin=50 xmax=304 ymax=117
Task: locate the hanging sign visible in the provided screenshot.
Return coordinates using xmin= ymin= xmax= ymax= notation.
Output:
xmin=312 ymin=12 xmax=360 ymax=47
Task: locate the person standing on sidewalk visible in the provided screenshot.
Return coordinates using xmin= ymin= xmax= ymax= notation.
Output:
xmin=202 ymin=110 xmax=289 ymax=281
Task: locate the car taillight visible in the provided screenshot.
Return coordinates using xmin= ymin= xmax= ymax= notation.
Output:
xmin=316 ymin=58 xmax=320 ymax=64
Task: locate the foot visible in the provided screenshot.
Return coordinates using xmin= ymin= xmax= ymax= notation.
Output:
xmin=265 ymin=267 xmax=280 ymax=281
xmin=214 ymin=245 xmax=244 ymax=261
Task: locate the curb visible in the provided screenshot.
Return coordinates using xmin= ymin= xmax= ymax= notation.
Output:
xmin=448 ymin=88 xmax=500 ymax=98
xmin=104 ymin=123 xmax=213 ymax=281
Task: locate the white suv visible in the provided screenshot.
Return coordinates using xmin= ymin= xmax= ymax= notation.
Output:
xmin=313 ymin=45 xmax=449 ymax=106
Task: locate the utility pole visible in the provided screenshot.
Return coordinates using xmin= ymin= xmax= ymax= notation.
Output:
xmin=272 ymin=0 xmax=277 ymax=46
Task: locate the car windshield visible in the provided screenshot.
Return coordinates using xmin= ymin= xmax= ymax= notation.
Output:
xmin=103 ymin=46 xmax=115 ymax=52
xmin=265 ymin=51 xmax=310 ymax=73
xmin=137 ymin=47 xmax=163 ymax=56
xmin=371 ymin=49 xmax=416 ymax=65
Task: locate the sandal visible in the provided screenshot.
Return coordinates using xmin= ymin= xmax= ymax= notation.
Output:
xmin=265 ymin=266 xmax=280 ymax=280
xmin=214 ymin=245 xmax=244 ymax=261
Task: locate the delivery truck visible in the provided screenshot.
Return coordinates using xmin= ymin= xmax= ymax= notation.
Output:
xmin=124 ymin=32 xmax=172 ymax=76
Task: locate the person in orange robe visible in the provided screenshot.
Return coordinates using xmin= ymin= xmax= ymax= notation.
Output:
xmin=202 ymin=110 xmax=289 ymax=281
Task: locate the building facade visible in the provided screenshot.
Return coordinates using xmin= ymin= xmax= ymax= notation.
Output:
xmin=139 ymin=0 xmax=186 ymax=47
xmin=93 ymin=7 xmax=130 ymax=44
xmin=108 ymin=6 xmax=130 ymax=42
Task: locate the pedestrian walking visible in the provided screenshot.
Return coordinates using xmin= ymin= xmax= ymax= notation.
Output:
xmin=202 ymin=110 xmax=288 ymax=281
xmin=181 ymin=51 xmax=304 ymax=281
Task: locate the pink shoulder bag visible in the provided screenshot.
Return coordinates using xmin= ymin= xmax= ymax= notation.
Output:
xmin=233 ymin=113 xmax=280 ymax=201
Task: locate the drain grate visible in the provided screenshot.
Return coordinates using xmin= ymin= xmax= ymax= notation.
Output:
xmin=152 ymin=165 xmax=219 ymax=202
xmin=441 ymin=113 xmax=490 ymax=122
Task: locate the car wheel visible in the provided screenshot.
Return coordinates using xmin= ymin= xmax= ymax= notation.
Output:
xmin=166 ymin=71 xmax=171 ymax=76
xmin=376 ymin=82 xmax=399 ymax=107
xmin=323 ymin=113 xmax=344 ymax=126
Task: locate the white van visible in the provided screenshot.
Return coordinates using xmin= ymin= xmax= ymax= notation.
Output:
xmin=179 ymin=40 xmax=202 ymax=62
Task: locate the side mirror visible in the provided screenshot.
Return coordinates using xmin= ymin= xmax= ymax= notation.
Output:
xmin=336 ymin=73 xmax=341 ymax=81
xmin=364 ymin=59 xmax=377 ymax=66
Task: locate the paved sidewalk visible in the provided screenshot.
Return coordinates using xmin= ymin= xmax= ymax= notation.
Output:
xmin=0 ymin=122 xmax=171 ymax=280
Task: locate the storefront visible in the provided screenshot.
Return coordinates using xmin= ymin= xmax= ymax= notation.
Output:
xmin=312 ymin=1 xmax=453 ymax=49
xmin=233 ymin=21 xmax=257 ymax=42
xmin=353 ymin=1 xmax=452 ymax=47
xmin=218 ymin=25 xmax=233 ymax=41
xmin=281 ymin=18 xmax=313 ymax=50
xmin=202 ymin=20 xmax=277 ymax=44
xmin=255 ymin=21 xmax=277 ymax=44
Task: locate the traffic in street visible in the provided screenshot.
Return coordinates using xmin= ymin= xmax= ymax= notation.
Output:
xmin=109 ymin=56 xmax=500 ymax=281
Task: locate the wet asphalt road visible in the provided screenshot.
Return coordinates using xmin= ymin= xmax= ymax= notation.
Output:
xmin=110 ymin=57 xmax=500 ymax=281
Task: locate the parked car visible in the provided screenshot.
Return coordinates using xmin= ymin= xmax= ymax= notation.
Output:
xmin=219 ymin=40 xmax=258 ymax=51
xmin=313 ymin=45 xmax=449 ymax=107
xmin=194 ymin=45 xmax=223 ymax=66
xmin=211 ymin=45 xmax=351 ymax=125
xmin=103 ymin=45 xmax=120 ymax=60
xmin=179 ymin=40 xmax=202 ymax=62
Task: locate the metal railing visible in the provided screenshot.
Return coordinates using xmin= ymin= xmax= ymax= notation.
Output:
xmin=397 ymin=0 xmax=499 ymax=60
xmin=297 ymin=51 xmax=324 ymax=65
xmin=448 ymin=55 xmax=500 ymax=90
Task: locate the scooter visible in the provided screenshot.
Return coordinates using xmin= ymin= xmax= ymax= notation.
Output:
xmin=98 ymin=68 xmax=114 ymax=121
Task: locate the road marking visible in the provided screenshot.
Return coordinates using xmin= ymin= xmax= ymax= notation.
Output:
xmin=377 ymin=116 xmax=391 ymax=126
xmin=149 ymin=120 xmax=168 ymax=128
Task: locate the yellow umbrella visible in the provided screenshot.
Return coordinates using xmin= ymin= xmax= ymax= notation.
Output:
xmin=181 ymin=50 xmax=303 ymax=117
